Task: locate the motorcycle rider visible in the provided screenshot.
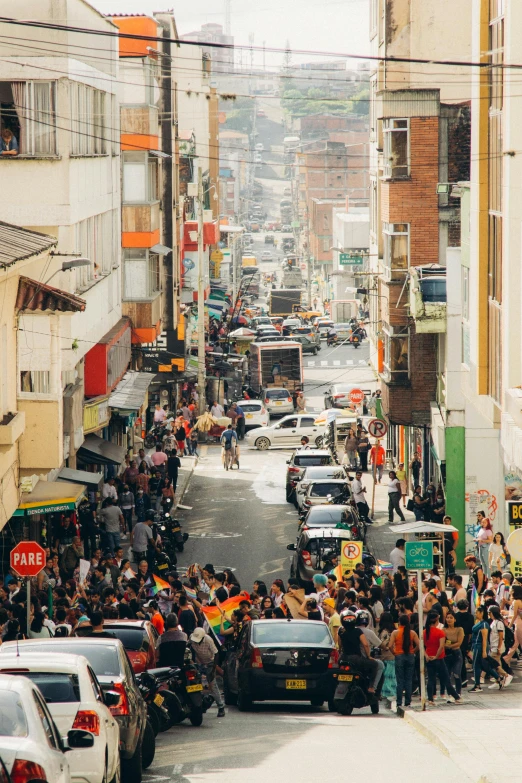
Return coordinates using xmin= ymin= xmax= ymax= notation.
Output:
xmin=190 ymin=628 xmax=226 ymax=718
xmin=326 ymin=325 xmax=338 ymax=346
xmin=349 ymin=323 xmax=365 ymax=344
xmin=158 ymin=613 xmax=187 ymax=668
xmin=338 ymin=611 xmax=383 ymax=694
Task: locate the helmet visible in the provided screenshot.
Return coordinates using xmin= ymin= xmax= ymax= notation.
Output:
xmin=355 ymin=610 xmax=370 ymax=626
xmin=340 ymin=609 xmax=357 ymax=624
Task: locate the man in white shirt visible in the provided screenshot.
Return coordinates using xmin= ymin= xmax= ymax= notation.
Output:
xmin=102 ymin=478 xmax=117 ymax=501
xmin=351 ymin=471 xmax=372 ymax=524
xmin=211 ymin=401 xmax=224 ymax=418
xmin=153 ymin=404 xmax=166 ymax=423
xmin=389 ymin=538 xmax=406 ymax=573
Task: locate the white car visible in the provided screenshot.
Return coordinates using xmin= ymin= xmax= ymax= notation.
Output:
xmin=316 ymin=319 xmax=334 ymax=338
xmin=261 ymin=250 xmax=273 ymax=261
xmin=262 ymin=387 xmax=295 ymax=417
xmin=333 ymin=322 xmax=353 ymax=340
xmin=0 ymin=673 xmax=95 ymax=783
xmin=245 ymin=413 xmax=327 ymax=450
xmin=0 ymin=653 xmax=120 ymax=783
xmin=236 ymin=399 xmax=269 ymax=430
xmin=255 ymin=142 xmax=264 ymax=152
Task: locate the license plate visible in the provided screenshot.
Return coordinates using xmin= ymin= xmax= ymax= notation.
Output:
xmin=157 ymin=563 xmax=168 ymax=570
xmin=172 ymin=526 xmax=181 ymax=532
xmin=186 ymin=684 xmax=203 ymax=693
xmin=153 ymin=693 xmax=164 ymax=706
xmin=286 ymin=679 xmax=306 ymax=690
xmin=246 ymin=414 xmax=253 ymax=419
xmin=338 ymin=674 xmax=353 ymax=682
xmin=275 ymin=401 xmax=283 ymax=406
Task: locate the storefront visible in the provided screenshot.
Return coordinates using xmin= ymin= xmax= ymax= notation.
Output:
xmin=77 ymin=434 xmax=126 ymax=478
xmin=108 ymin=370 xmax=156 ymax=455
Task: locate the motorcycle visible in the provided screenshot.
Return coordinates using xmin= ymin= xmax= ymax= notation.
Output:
xmin=135 ymin=670 xmax=174 ymax=735
xmin=332 ymin=658 xmax=382 ymax=715
xmin=159 ymin=508 xmax=189 ymax=552
xmin=144 ymin=423 xmax=167 ymax=449
xmin=149 ymin=650 xmax=212 ymax=727
xmin=350 ymin=334 xmax=361 ymax=349
xmin=326 ymin=333 xmax=338 ymax=346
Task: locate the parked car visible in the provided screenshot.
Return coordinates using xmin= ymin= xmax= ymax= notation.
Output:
xmin=235 ymin=399 xmax=269 ymax=430
xmin=288 ymin=325 xmax=321 ymax=348
xmin=2 ymin=638 xmax=150 ymax=783
xmin=269 ymin=316 xmax=284 ymax=331
xmin=283 ymin=334 xmax=317 ymax=355
xmin=298 ymin=504 xmax=363 ymax=541
xmin=295 ymin=465 xmax=347 ymax=509
xmin=299 ymin=480 xmax=353 ymax=516
xmin=287 ymin=528 xmax=355 ymax=584
xmin=264 ymin=234 xmax=275 ymax=244
xmin=251 ymin=316 xmax=272 ymax=330
xmin=223 ymin=620 xmax=338 ymax=710
xmin=0 ymin=653 xmax=120 ymax=783
xmin=281 ymin=224 xmax=292 ymax=233
xmin=261 ymin=388 xmax=294 ymax=418
xmin=285 ymin=448 xmax=336 ymax=500
xmin=245 ymin=415 xmax=327 ymax=451
xmin=102 ymin=621 xmax=159 ymax=674
xmin=0 ymin=673 xmax=95 ymax=783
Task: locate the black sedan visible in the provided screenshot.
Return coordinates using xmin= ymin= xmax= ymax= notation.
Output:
xmin=223 ymin=620 xmax=338 ymax=710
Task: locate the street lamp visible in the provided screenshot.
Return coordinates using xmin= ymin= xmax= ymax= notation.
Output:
xmin=44 ymin=258 xmax=91 ymax=285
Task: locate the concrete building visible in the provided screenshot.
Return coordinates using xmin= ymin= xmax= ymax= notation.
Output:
xmin=180 ymin=23 xmax=234 ymax=75
xmin=0 ymin=0 xmax=123 ymax=477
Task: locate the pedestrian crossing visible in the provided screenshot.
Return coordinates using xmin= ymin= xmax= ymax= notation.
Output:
xmin=306 ymin=359 xmax=368 ymax=367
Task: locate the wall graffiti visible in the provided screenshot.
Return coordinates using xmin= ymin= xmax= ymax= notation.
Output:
xmin=464 ymin=489 xmax=497 ymax=552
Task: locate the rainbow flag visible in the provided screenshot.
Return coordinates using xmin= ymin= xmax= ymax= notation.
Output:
xmin=328 ymin=564 xmax=343 ymax=582
xmin=145 ymin=574 xmax=171 ymax=596
xmin=378 ymin=560 xmax=393 ymax=571
xmin=184 ymin=585 xmax=198 ymax=601
xmin=201 ymin=591 xmax=250 ymax=638
xmin=471 ymin=584 xmax=480 ymax=611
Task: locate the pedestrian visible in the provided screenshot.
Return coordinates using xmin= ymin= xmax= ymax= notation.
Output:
xmin=270 ymin=579 xmax=285 ymax=608
xmin=102 ymin=478 xmax=118 ymax=503
xmin=469 ymin=605 xmax=503 ymax=692
xmin=343 ymin=429 xmax=358 ymax=469
xmin=396 ymin=463 xmax=408 ymax=507
xmin=123 ymin=460 xmax=139 ymax=493
xmin=119 ymin=485 xmax=134 ymax=535
xmin=351 ymin=470 xmax=371 ymax=524
xmin=97 ymin=498 xmax=123 ymax=555
xmin=487 ymin=605 xmax=513 ymax=684
xmin=190 ymin=627 xmax=225 ymax=717
xmin=489 ymin=532 xmax=508 ymax=573
xmin=78 ymin=500 xmax=98 ymax=562
xmin=174 ymin=420 xmax=187 ymax=457
xmin=357 ymin=431 xmax=370 ymax=472
xmin=161 ymin=478 xmax=175 ymax=511
xmin=130 ymin=512 xmax=159 ymax=566
xmin=389 ymin=539 xmax=406 ymax=574
xmin=151 ymin=443 xmax=168 ymax=474
xmin=423 ymin=611 xmax=463 ymax=704
xmin=323 ymin=598 xmax=341 ymax=647
xmin=189 ymin=427 xmax=200 ymax=457
xmin=474 ymin=511 xmax=494 ymax=577
xmin=167 ymin=451 xmax=181 ymax=491
xmin=443 ymin=612 xmax=464 ymax=697
xmin=387 ymin=471 xmax=406 ymax=522
xmin=211 ymin=400 xmax=224 ymax=418
xmin=370 ymin=440 xmax=385 ymax=483
xmin=503 ymin=585 xmax=522 ymax=667
xmin=410 ymin=453 xmax=422 ymax=489
xmin=378 ymin=612 xmax=397 ymax=700
xmin=154 ymin=404 xmax=166 ymax=424
xmin=134 ymin=488 xmax=151 ymax=523
xmin=464 ymin=555 xmax=485 ymax=603
xmin=412 ymin=485 xmax=429 ymax=521
xmin=296 ymin=391 xmax=306 ymax=413
xmin=390 ymin=614 xmax=419 ymax=708
xmin=59 ymin=536 xmax=83 ymax=582
xmin=135 ymin=465 xmax=149 ymax=494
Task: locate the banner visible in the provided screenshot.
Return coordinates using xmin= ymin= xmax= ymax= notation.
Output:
xmin=283 ymin=588 xmax=305 ymax=619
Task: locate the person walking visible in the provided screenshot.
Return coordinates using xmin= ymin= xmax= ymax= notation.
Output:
xmin=190 ymin=627 xmax=225 ymax=717
xmin=443 ymin=612 xmax=464 ymax=697
xmin=351 ymin=471 xmax=371 ymax=524
xmin=370 ymin=440 xmax=385 ymax=483
xmin=424 ymin=611 xmax=463 ymax=704
xmin=503 ymin=584 xmax=522 ymax=667
xmin=167 ymin=451 xmax=181 ymax=491
xmin=119 ymin=485 xmax=134 ymax=535
xmin=174 ymin=420 xmax=187 ymax=456
xmin=396 ymin=463 xmax=408 ymax=507
xmin=378 ymin=613 xmax=397 ymax=701
xmin=469 ymin=605 xmax=504 ymax=692
xmin=296 ymin=391 xmax=306 ymax=413
xmin=343 ymin=429 xmax=358 ymax=469
xmin=390 ymin=614 xmax=419 ymax=709
xmin=387 ymin=471 xmax=406 ymax=522
xmin=357 ymin=432 xmax=370 ymax=472
xmin=98 ymin=498 xmax=124 ymax=555
xmin=474 ymin=511 xmax=494 ymax=578
xmin=410 ymin=453 xmax=422 ymax=490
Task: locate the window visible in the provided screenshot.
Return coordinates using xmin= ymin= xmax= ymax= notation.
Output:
xmin=4 ymin=81 xmax=57 ymax=155
xmin=123 ymin=249 xmax=161 ymax=299
xmin=279 ymin=418 xmax=298 ymax=429
xmin=13 ymin=673 xmax=80 ymax=703
xmin=70 ymin=83 xmax=106 ymax=155
xmin=383 ymin=223 xmax=409 ymax=280
xmin=0 ymin=691 xmax=28 ymax=736
xmin=300 ymin=417 xmax=316 ymax=428
xmin=383 ymin=119 xmax=409 ymax=178
xmin=20 ymin=370 xmax=50 ymax=394
xmin=32 ymin=691 xmax=59 ymax=749
xmin=383 ymin=324 xmax=409 ymax=382
xmin=75 ymin=209 xmax=118 ymax=287
xmin=322 ymin=237 xmax=330 ymax=252
xmin=123 ymin=152 xmax=158 ymax=202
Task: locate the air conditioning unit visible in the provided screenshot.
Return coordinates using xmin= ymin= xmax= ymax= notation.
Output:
xmin=187 ymin=183 xmax=198 ymax=197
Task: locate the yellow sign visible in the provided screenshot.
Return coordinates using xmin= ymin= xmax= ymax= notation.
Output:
xmin=341 ymin=540 xmax=363 ymax=576
xmin=211 ymin=250 xmax=224 ymax=262
xmin=83 ymin=396 xmax=110 ymax=434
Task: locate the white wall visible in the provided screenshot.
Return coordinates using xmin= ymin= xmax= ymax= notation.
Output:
xmin=174 ymin=43 xmax=211 ymax=173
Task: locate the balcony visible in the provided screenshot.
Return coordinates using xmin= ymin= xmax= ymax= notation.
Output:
xmin=409 ymin=266 xmax=447 ymax=333
xmin=0 ymin=411 xmax=25 ymax=446
xmin=122 ymin=201 xmax=160 ymax=235
xmin=121 ymin=106 xmax=159 ymax=150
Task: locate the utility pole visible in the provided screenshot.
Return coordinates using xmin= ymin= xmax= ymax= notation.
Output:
xmin=197 ymin=167 xmax=207 ymax=415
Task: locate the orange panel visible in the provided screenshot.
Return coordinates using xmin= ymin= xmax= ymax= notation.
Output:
xmin=131 ymin=324 xmax=160 ymax=344
xmin=377 ymin=339 xmax=384 ymax=374
xmin=121 ymin=134 xmax=159 ymax=152
xmin=171 ymin=358 xmax=185 ymax=371
xmin=122 ymin=230 xmax=160 ymax=248
xmin=177 ymin=320 xmax=185 ymax=340
xmin=158 ymin=365 xmax=172 ymax=373
xmin=111 ymin=16 xmax=159 ymax=58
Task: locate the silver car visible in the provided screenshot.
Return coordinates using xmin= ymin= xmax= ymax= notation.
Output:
xmin=263 ymin=387 xmax=295 ymax=417
xmin=295 ymin=465 xmax=347 ymax=510
xmin=300 ymin=479 xmax=352 ymax=515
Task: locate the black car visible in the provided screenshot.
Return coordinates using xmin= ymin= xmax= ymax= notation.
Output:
xmin=7 ymin=638 xmax=150 ymax=782
xmin=223 ymin=620 xmax=338 ymax=710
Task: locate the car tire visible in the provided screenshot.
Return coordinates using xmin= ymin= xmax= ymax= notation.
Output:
xmin=310 ymin=698 xmax=324 ymax=707
xmin=224 ymin=676 xmax=238 ymax=706
xmin=147 ymin=707 xmax=160 ymax=736
xmin=313 ymin=348 xmax=318 ymax=355
xmin=189 ymin=708 xmax=204 ymax=726
xmin=237 ymin=688 xmax=253 ymax=712
xmin=286 ymin=485 xmax=294 ymax=502
xmin=315 ymin=437 xmax=323 ymax=447
xmin=255 ymin=437 xmax=270 ymax=450
xmin=141 ymin=721 xmax=155 ymax=769
xmin=121 ymin=734 xmax=142 ymax=783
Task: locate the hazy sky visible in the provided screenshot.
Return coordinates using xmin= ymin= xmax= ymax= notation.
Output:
xmin=91 ymin=0 xmax=369 ymax=68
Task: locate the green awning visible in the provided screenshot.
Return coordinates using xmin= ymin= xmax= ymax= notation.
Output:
xmin=12 ymin=481 xmax=86 ymax=517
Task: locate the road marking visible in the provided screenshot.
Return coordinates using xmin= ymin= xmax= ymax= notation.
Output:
xmin=347 ymin=360 xmax=354 ymax=365
xmin=333 ymin=360 xmax=340 ymax=366
xmin=320 ymin=360 xmax=328 ymax=366
xmin=307 ymin=361 xmax=314 ymax=366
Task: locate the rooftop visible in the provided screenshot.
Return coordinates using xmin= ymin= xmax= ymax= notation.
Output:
xmin=0 ymin=222 xmax=57 ymax=268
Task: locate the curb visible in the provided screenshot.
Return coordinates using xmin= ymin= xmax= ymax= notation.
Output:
xmin=383 ymin=697 xmax=450 ymax=757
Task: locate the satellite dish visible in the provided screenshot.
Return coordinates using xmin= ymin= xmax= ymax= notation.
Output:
xmin=507 ymin=528 xmax=522 ymax=560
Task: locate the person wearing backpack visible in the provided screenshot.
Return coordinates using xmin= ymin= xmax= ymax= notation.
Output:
xmin=220 ymin=425 xmax=238 ymax=470
xmin=469 ymin=605 xmax=504 ymax=692
xmin=488 ymin=605 xmax=513 ymax=684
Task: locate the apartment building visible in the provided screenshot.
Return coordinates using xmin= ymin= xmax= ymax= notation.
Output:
xmin=367 ymin=0 xmax=472 ymax=553
xmin=0 ymin=1 xmax=123 ymax=485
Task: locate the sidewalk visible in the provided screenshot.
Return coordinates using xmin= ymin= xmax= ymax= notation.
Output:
xmin=173 ymin=452 xmax=198 ymax=511
xmin=395 ymin=674 xmax=522 ymax=783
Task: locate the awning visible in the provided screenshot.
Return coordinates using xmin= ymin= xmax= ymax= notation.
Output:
xmin=57 ymin=467 xmax=103 ymax=491
xmin=109 ymin=371 xmax=156 ymax=412
xmin=77 ymin=434 xmax=126 ymax=466
xmin=389 ymin=521 xmax=458 ymax=534
xmin=16 ymin=276 xmax=86 ymax=314
xmin=12 ymin=481 xmax=86 ymax=517
xmin=150 ymin=243 xmax=172 ymax=255
xmin=0 ymin=221 xmax=57 ymax=267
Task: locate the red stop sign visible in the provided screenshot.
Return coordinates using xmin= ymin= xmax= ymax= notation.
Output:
xmin=349 ymin=388 xmax=365 ymax=405
xmin=10 ymin=541 xmax=46 ymax=577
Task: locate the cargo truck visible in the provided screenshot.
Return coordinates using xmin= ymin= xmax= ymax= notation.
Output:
xmin=330 ymin=299 xmax=360 ymax=322
xmin=269 ymin=289 xmax=302 ymax=316
xmin=249 ymin=341 xmax=303 ymax=395
xmin=242 ymin=255 xmax=257 ymax=268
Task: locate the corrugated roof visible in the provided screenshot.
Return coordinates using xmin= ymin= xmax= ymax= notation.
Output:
xmin=16 ymin=276 xmax=86 ymax=313
xmin=0 ymin=221 xmax=57 ymax=268
xmin=109 ymin=370 xmax=156 ymax=411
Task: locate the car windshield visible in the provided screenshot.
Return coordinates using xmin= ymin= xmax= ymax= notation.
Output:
xmin=310 ymin=483 xmax=345 ymax=498
xmin=252 ymin=623 xmax=330 ymax=645
xmin=308 ymin=507 xmax=350 ymax=522
xmin=16 ymin=643 xmax=121 ymax=678
xmin=333 ymin=385 xmax=353 ymax=393
xmin=4 ymin=673 xmax=81 ymax=703
xmin=318 ymin=322 xmax=334 ymax=329
xmin=103 ymin=627 xmax=146 ymax=652
xmin=266 ymin=390 xmax=290 ymax=400
xmin=303 ymin=467 xmax=344 ymax=480
xmin=0 ymin=692 xmax=28 ymax=736
xmin=294 ymin=455 xmax=332 ymax=466
xmin=240 ymin=404 xmax=261 ymax=412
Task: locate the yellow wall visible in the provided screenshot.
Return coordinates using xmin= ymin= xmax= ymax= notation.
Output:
xmin=17 ymin=398 xmax=62 ymax=472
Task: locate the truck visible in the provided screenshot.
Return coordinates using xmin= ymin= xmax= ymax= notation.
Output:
xmin=242 ymin=255 xmax=257 ymax=268
xmin=249 ymin=341 xmax=303 ymax=395
xmin=269 ymin=289 xmax=302 ymax=316
xmin=330 ymin=299 xmax=360 ymax=323
xmin=281 ymin=257 xmax=302 ymax=288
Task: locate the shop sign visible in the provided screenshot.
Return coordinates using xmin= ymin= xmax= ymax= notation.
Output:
xmin=83 ymin=397 xmax=110 ymax=434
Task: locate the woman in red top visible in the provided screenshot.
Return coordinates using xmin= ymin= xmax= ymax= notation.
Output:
xmin=423 ymin=611 xmax=463 ymax=705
